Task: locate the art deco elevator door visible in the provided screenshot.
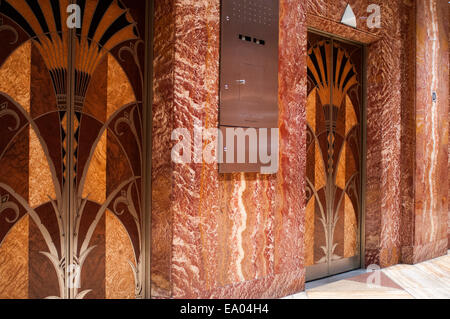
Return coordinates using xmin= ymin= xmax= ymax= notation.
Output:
xmin=305 ymin=32 xmax=363 ymax=281
xmin=0 ymin=0 xmax=149 ymax=299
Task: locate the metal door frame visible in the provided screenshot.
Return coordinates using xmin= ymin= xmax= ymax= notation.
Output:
xmin=143 ymin=0 xmax=154 ymax=300
xmin=305 ymin=28 xmax=367 ymax=282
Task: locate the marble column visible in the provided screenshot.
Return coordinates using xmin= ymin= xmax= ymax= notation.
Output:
xmin=151 ymin=0 xmax=307 ymax=299
xmin=401 ymin=0 xmax=449 ymax=264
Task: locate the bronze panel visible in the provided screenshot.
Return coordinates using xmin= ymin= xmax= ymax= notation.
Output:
xmin=220 ymin=0 xmax=279 ymax=128
xmin=306 ymin=32 xmax=362 ymax=280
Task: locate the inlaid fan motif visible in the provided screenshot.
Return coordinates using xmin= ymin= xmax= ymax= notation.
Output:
xmin=0 ymin=0 xmax=138 ymax=109
xmin=0 ymin=0 xmax=146 ymax=299
xmin=307 ymin=40 xmax=358 ymax=109
xmin=305 ymin=38 xmax=361 ymax=269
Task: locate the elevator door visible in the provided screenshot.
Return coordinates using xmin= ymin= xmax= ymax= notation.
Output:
xmin=0 ymin=0 xmax=149 ymax=299
xmin=305 ymin=32 xmax=363 ymax=281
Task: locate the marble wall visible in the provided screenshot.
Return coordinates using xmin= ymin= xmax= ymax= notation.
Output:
xmin=151 ymin=0 xmax=175 ymax=298
xmin=151 ymin=0 xmax=449 ymax=298
xmin=399 ymin=0 xmax=449 ymax=264
xmin=400 ymin=0 xmax=417 ymax=265
xmin=411 ymin=0 xmax=448 ymax=262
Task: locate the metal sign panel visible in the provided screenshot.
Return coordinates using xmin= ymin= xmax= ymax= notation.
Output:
xmin=219 ymin=0 xmax=279 ymax=173
xmin=220 ymin=0 xmax=279 ymax=129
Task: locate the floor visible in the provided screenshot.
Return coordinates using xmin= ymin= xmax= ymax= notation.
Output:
xmin=284 ymin=251 xmax=450 ymax=299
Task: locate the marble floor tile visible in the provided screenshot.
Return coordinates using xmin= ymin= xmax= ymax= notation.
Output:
xmin=282 ymin=292 xmax=309 ymax=299
xmin=306 ymin=280 xmax=413 ymax=299
xmin=428 ymin=254 xmax=450 ymax=276
xmin=382 ymin=256 xmax=450 ymax=299
xmin=283 ymin=251 xmax=449 ymax=299
xmin=305 ymin=269 xmax=367 ymax=290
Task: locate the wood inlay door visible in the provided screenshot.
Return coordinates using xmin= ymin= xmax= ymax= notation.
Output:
xmin=305 ymin=32 xmax=363 ymax=281
xmin=0 ymin=0 xmax=150 ymax=299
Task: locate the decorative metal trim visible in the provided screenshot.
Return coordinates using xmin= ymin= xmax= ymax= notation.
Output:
xmin=0 ymin=194 xmax=19 ymax=223
xmin=0 ymin=102 xmax=20 ymax=131
xmin=143 ymin=0 xmax=155 ymax=300
xmin=0 ymin=18 xmax=19 ymax=45
xmin=360 ymin=44 xmax=368 ymax=269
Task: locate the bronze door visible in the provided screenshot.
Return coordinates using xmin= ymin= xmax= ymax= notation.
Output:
xmin=305 ymin=32 xmax=363 ymax=281
xmin=0 ymin=0 xmax=150 ymax=299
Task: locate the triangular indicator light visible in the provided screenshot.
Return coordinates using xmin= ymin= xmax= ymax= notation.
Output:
xmin=341 ymin=4 xmax=357 ymax=28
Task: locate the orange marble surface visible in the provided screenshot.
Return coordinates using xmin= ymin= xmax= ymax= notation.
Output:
xmin=107 ymin=54 xmax=136 ymax=119
xmin=0 ymin=215 xmax=28 ymax=299
xmin=29 ymin=126 xmax=56 ymax=208
xmin=105 ymin=211 xmax=135 ymax=299
xmin=343 ymin=194 xmax=357 ymax=258
xmin=305 ymin=198 xmax=315 ymax=267
xmin=0 ymin=41 xmax=30 ymax=113
xmin=359 ymin=0 xmax=410 ymax=267
xmin=82 ymin=131 xmax=107 ymax=204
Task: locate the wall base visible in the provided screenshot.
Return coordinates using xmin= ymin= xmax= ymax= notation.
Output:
xmin=402 ymin=240 xmax=449 ymax=264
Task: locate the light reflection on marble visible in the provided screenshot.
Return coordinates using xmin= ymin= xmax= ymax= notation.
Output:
xmin=285 ymin=251 xmax=449 ymax=299
xmin=382 ymin=256 xmax=450 ymax=299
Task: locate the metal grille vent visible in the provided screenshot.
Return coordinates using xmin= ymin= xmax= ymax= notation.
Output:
xmin=231 ymin=0 xmax=274 ymax=26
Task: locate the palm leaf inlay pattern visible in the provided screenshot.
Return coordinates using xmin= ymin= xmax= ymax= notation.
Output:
xmin=305 ymin=38 xmax=361 ymax=269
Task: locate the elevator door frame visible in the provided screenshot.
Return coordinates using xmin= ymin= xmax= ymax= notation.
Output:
xmin=0 ymin=0 xmax=154 ymax=299
xmin=305 ymin=29 xmax=367 ymax=282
